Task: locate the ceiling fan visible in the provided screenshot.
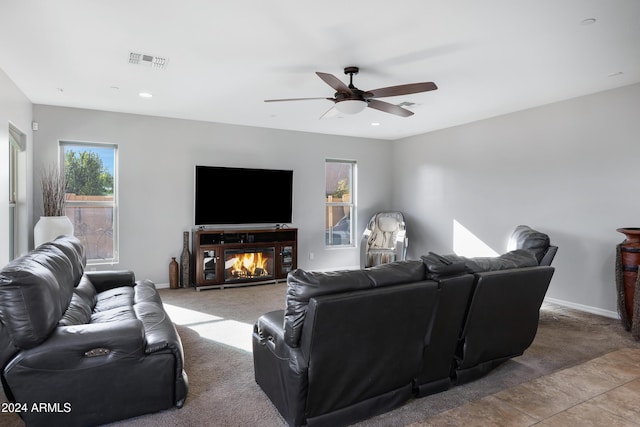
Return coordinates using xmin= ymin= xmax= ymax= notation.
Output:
xmin=265 ymin=66 xmax=437 ymax=118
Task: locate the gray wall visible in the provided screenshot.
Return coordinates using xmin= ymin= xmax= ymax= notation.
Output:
xmin=32 ymin=105 xmax=393 ymax=283
xmin=3 ymin=66 xmax=639 ymax=316
xmin=392 ymin=83 xmax=640 ymax=317
xmin=0 ymin=68 xmax=33 ymax=265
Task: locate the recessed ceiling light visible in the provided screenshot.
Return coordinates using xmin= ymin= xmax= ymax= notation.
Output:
xmin=371 ymin=122 xmax=380 ymax=126
xmin=138 ymin=92 xmax=153 ymax=98
xmin=580 ymin=18 xmax=597 ymax=25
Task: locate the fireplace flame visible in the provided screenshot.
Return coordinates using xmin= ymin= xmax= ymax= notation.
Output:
xmin=229 ymin=252 xmax=269 ymax=278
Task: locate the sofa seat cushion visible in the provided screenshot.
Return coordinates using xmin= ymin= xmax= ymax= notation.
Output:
xmin=59 ymin=294 xmax=94 ymax=326
xmin=91 ymin=305 xmax=137 ymax=323
xmin=94 ymin=286 xmax=135 ymax=312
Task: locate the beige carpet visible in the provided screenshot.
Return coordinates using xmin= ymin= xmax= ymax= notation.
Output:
xmin=1 ymin=283 xmax=639 ymax=427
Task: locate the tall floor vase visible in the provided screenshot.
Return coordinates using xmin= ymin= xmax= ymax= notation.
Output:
xmin=615 ymin=227 xmax=640 ymax=338
xmin=169 ymin=257 xmax=179 ymax=289
xmin=34 ymin=216 xmax=74 ymax=248
xmin=180 ymin=231 xmax=191 ymax=288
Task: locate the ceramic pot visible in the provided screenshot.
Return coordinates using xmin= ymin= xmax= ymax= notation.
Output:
xmin=169 ymin=257 xmax=179 ymax=289
xmin=617 ymin=227 xmax=640 ymax=324
xmin=34 ymin=216 xmax=74 ymax=248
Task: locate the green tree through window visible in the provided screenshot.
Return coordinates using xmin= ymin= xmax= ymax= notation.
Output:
xmin=65 ymin=150 xmax=113 ymax=196
xmin=60 ymin=141 xmax=118 ymax=264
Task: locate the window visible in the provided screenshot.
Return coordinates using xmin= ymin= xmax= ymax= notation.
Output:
xmin=325 ymin=159 xmax=356 ymax=247
xmin=60 ymin=141 xmax=118 ymax=264
xmin=8 ymin=125 xmax=25 ymax=260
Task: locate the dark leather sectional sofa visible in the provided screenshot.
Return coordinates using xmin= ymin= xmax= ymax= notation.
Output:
xmin=0 ymin=236 xmax=188 ymax=427
xmin=253 ymin=226 xmax=556 ymax=427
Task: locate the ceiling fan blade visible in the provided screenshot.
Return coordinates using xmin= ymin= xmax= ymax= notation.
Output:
xmin=319 ymin=105 xmax=339 ymax=120
xmin=264 ymin=97 xmax=332 ymax=102
xmin=316 ymin=72 xmax=352 ymax=94
xmin=364 ymin=82 xmax=437 ymax=99
xmin=367 ymin=99 xmax=414 ymax=117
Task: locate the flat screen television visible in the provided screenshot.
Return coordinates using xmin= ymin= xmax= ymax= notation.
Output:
xmin=194 ymin=165 xmax=293 ymax=226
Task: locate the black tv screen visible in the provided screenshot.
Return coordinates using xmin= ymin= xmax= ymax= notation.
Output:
xmin=194 ymin=165 xmax=293 ymax=226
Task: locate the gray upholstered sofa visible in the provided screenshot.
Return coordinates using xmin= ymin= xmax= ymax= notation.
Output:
xmin=0 ymin=236 xmax=188 ymax=427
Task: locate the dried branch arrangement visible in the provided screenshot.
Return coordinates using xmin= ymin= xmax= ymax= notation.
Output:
xmin=41 ymin=166 xmax=67 ymax=216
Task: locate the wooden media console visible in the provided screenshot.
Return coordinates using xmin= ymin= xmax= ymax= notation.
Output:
xmin=192 ymin=227 xmax=297 ymax=290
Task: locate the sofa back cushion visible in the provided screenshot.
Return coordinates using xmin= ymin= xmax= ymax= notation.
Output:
xmin=284 ymin=260 xmax=426 ymax=347
xmin=507 ymin=225 xmax=551 ymax=264
xmin=0 ymin=236 xmax=85 ymax=348
xmin=285 ymin=269 xmax=371 ymax=347
xmin=464 ymin=249 xmax=539 ymax=272
xmin=49 ymin=235 xmax=86 ymax=282
xmin=58 ymin=276 xmax=97 ymax=326
xmin=299 ymin=281 xmax=439 ymax=421
xmin=364 ymin=260 xmax=425 ymax=286
xmin=423 ymin=249 xmax=538 ymax=275
xmin=455 ymin=266 xmax=555 ymax=382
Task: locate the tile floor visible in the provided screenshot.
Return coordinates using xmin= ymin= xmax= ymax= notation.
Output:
xmin=410 ymin=348 xmax=640 ymax=426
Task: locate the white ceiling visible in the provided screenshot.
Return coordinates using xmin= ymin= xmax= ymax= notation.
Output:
xmin=1 ymin=0 xmax=639 ymax=140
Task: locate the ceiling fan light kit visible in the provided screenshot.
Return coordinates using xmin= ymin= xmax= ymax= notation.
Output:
xmin=335 ymin=99 xmax=367 ymax=115
xmin=265 ymin=66 xmax=437 ymax=118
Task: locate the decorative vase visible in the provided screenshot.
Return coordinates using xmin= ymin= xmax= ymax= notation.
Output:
xmin=34 ymin=216 xmax=74 ymax=248
xmin=615 ymin=228 xmax=640 ymax=333
xmin=169 ymin=257 xmax=179 ymax=289
xmin=180 ymin=232 xmax=191 ymax=288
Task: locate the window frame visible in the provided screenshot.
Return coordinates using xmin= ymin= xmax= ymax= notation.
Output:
xmin=59 ymin=140 xmax=119 ymax=265
xmin=325 ymin=159 xmax=356 ymax=248
xmin=8 ymin=124 xmax=25 ymax=260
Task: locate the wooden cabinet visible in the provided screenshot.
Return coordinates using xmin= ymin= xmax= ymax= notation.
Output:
xmin=192 ymin=228 xmax=297 ymax=290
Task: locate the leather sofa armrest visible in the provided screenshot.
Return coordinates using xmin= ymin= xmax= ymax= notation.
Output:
xmin=253 ymin=310 xmax=308 ymax=426
xmin=4 ymin=319 xmax=145 ymax=372
xmin=255 ymin=310 xmax=289 ymax=359
xmin=85 ymin=270 xmax=136 ymax=293
xmin=255 ymin=310 xmax=307 ymax=374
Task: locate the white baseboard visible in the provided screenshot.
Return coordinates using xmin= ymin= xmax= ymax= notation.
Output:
xmin=156 ymin=282 xmax=170 ymax=289
xmin=544 ymin=297 xmax=619 ymax=319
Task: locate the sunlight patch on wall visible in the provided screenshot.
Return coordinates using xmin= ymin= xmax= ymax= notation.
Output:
xmin=163 ymin=304 xmax=253 ymax=353
xmin=453 ymin=219 xmax=499 ymax=257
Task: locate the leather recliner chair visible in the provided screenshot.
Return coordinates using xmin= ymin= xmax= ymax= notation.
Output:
xmin=253 ymin=261 xmax=439 ymax=427
xmin=0 ymin=236 xmax=188 ymax=427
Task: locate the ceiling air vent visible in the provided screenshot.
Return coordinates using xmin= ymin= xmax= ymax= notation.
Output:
xmin=128 ymin=52 xmax=168 ymax=70
xmin=397 ymin=101 xmax=416 ymax=108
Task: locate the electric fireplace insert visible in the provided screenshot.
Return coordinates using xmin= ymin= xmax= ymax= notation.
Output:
xmin=224 ymin=247 xmax=275 ymax=283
